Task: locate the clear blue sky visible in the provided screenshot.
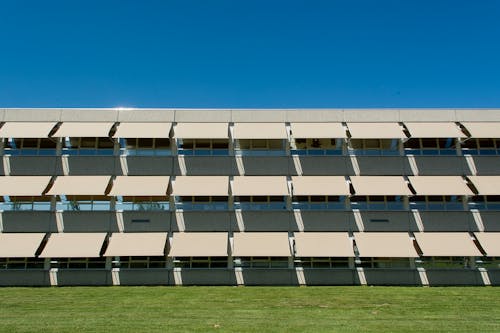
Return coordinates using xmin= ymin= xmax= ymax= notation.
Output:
xmin=0 ymin=1 xmax=499 ymax=108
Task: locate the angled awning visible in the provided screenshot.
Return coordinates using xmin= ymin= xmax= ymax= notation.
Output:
xmin=468 ymin=176 xmax=500 ymax=195
xmin=232 ymin=232 xmax=291 ymax=257
xmin=350 ymin=176 xmax=412 ymax=196
xmin=113 ymin=122 xmax=171 ymax=138
xmin=462 ymin=122 xmax=500 ymax=138
xmin=0 ymin=176 xmax=51 ymax=196
xmin=474 ymin=232 xmax=500 ymax=257
xmin=405 ymin=122 xmax=466 ymax=138
xmin=414 ymin=232 xmax=482 ymax=256
xmin=172 ymin=176 xmax=229 ymax=196
xmin=291 ymin=176 xmax=350 ymax=196
xmin=290 ymin=123 xmax=346 ymax=139
xmin=408 ymin=176 xmax=473 ymax=196
xmin=52 ymin=122 xmax=114 ymax=137
xmin=233 ymin=123 xmax=287 ymax=139
xmin=40 ymin=233 xmax=107 ymax=258
xmin=47 ymin=176 xmax=111 ymax=196
xmin=175 ymin=123 xmax=228 ymax=139
xmin=0 ymin=122 xmax=57 ymax=138
xmin=104 ymin=232 xmax=168 ymax=256
xmin=232 ymin=176 xmax=289 ymax=196
xmin=354 ymin=232 xmax=419 ymax=257
xmin=0 ymin=233 xmax=45 ymax=258
xmin=347 ymin=123 xmax=406 ymax=139
xmin=168 ymin=232 xmax=228 ymax=257
xmin=109 ymin=176 xmax=170 ymax=196
xmin=294 ymin=232 xmax=354 ymax=257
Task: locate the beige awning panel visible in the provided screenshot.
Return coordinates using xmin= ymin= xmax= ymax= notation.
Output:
xmin=468 ymin=176 xmax=500 ymax=195
xmin=104 ymin=233 xmax=168 ymax=256
xmin=0 ymin=122 xmax=57 ymax=138
xmin=408 ymin=176 xmax=473 ymax=195
xmin=40 ymin=233 xmax=106 ymax=258
xmin=175 ymin=123 xmax=228 ymax=139
xmin=47 ymin=176 xmax=111 ymax=195
xmin=173 ymin=176 xmax=228 ymax=196
xmin=109 ymin=176 xmax=170 ymax=196
xmin=168 ymin=232 xmax=228 ymax=257
xmin=0 ymin=176 xmax=51 ymax=196
xmin=291 ymin=123 xmax=346 ymax=138
xmin=232 ymin=232 xmax=291 ymax=256
xmin=0 ymin=233 xmax=45 ymax=258
xmin=351 ymin=176 xmax=412 ymax=196
xmin=232 ymin=176 xmax=289 ymax=196
xmin=233 ymin=123 xmax=287 ymax=139
xmin=294 ymin=232 xmax=354 ymax=257
xmin=113 ymin=122 xmax=171 ymax=138
xmin=405 ymin=122 xmax=466 ymax=138
xmin=474 ymin=232 xmax=500 ymax=257
xmin=414 ymin=232 xmax=482 ymax=256
xmin=462 ymin=122 xmax=500 ymax=138
xmin=52 ymin=122 xmax=114 ymax=137
xmin=354 ymin=232 xmax=419 ymax=257
xmin=347 ymin=123 xmax=406 ymax=139
xmin=291 ymin=176 xmax=350 ymax=196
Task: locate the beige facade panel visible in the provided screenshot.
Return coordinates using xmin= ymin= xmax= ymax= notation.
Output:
xmin=294 ymin=232 xmax=354 ymax=257
xmin=52 ymin=122 xmax=114 ymax=137
xmin=354 ymin=232 xmax=419 ymax=257
xmin=290 ymin=123 xmax=346 ymax=138
xmin=405 ymin=122 xmax=466 ymax=138
xmin=232 ymin=176 xmax=289 ymax=196
xmin=40 ymin=233 xmax=107 ymax=258
xmin=408 ymin=176 xmax=473 ymax=195
xmin=0 ymin=176 xmax=51 ymax=196
xmin=350 ymin=176 xmax=412 ymax=196
xmin=414 ymin=232 xmax=482 ymax=256
xmin=109 ymin=176 xmax=170 ymax=196
xmin=0 ymin=233 xmax=45 ymax=258
xmin=113 ymin=122 xmax=171 ymax=138
xmin=104 ymin=233 xmax=168 ymax=256
xmin=462 ymin=122 xmax=500 ymax=138
xmin=47 ymin=176 xmax=111 ymax=195
xmin=347 ymin=122 xmax=406 ymax=139
xmin=291 ymin=176 xmax=350 ymax=196
xmin=0 ymin=122 xmax=57 ymax=138
xmin=474 ymin=232 xmax=500 ymax=257
xmin=172 ymin=176 xmax=229 ymax=196
xmin=232 ymin=232 xmax=291 ymax=257
xmin=174 ymin=123 xmax=228 ymax=139
xmin=233 ymin=123 xmax=287 ymax=139
xmin=469 ymin=176 xmax=500 ymax=195
xmin=168 ymin=232 xmax=228 ymax=257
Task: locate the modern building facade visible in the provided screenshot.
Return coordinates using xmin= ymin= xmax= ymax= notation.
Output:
xmin=0 ymin=108 xmax=499 ymax=286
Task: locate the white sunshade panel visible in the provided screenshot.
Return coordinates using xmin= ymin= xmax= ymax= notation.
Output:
xmin=232 ymin=176 xmax=289 ymax=196
xmin=354 ymin=232 xmax=419 ymax=258
xmin=414 ymin=232 xmax=482 ymax=257
xmin=290 ymin=123 xmax=346 ymax=139
xmin=172 ymin=176 xmax=229 ymax=196
xmin=46 ymin=176 xmax=111 ymax=196
xmin=294 ymin=232 xmax=354 ymax=257
xmin=468 ymin=176 xmax=500 ymax=195
xmin=291 ymin=176 xmax=350 ymax=196
xmin=405 ymin=122 xmax=466 ymax=138
xmin=0 ymin=176 xmax=51 ymax=196
xmin=109 ymin=176 xmax=170 ymax=196
xmin=233 ymin=123 xmax=288 ymax=139
xmin=350 ymin=176 xmax=412 ymax=196
xmin=347 ymin=123 xmax=406 ymax=139
xmin=104 ymin=233 xmax=168 ymax=257
xmin=40 ymin=233 xmax=107 ymax=258
xmin=113 ymin=122 xmax=172 ymax=138
xmin=474 ymin=233 xmax=500 ymax=257
xmin=0 ymin=233 xmax=46 ymax=258
xmin=168 ymin=232 xmax=228 ymax=257
xmin=232 ymin=232 xmax=291 ymax=257
xmin=0 ymin=122 xmax=57 ymax=138
xmin=52 ymin=122 xmax=115 ymax=137
xmin=174 ymin=123 xmax=229 ymax=139
xmin=462 ymin=122 xmax=500 ymax=138
xmin=408 ymin=176 xmax=473 ymax=196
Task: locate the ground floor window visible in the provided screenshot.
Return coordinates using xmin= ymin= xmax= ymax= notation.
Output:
xmin=234 ymin=257 xmax=289 ymax=268
xmin=295 ymin=257 xmax=350 ymax=268
xmin=0 ymin=258 xmax=45 ymax=269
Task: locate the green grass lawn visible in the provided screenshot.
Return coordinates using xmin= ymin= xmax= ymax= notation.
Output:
xmin=0 ymin=286 xmax=499 ymax=333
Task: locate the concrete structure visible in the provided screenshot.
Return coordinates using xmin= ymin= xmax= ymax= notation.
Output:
xmin=0 ymin=108 xmax=499 ymax=286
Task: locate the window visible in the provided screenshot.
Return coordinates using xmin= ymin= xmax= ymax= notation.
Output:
xmin=291 ymin=138 xmax=343 ymax=156
xmin=461 ymin=139 xmax=500 ymax=155
xmin=292 ymin=195 xmax=346 ymax=210
xmin=114 ymin=256 xmax=167 ymax=269
xmin=0 ymin=258 xmax=45 ymax=269
xmin=56 ymin=195 xmax=111 ymax=211
xmin=350 ymin=196 xmax=405 ymax=210
xmin=177 ymin=139 xmax=229 ymax=155
xmin=115 ymin=196 xmax=169 ymax=211
xmin=173 ymin=257 xmax=227 ymax=268
xmin=3 ymin=138 xmax=58 ymax=156
xmin=63 ymin=137 xmax=115 ymax=155
xmin=51 ymin=257 xmax=106 ymax=269
xmin=234 ymin=196 xmax=287 ymax=210
xmin=409 ymin=196 xmax=464 ymax=211
xmin=357 ymin=257 xmax=412 ymax=268
xmin=468 ymin=196 xmax=500 ymax=210
xmin=295 ymin=257 xmax=350 ymax=268
xmin=119 ymin=138 xmax=171 ymax=156
xmin=349 ymin=139 xmax=399 ymax=156
xmin=417 ymin=256 xmax=471 ymax=269
xmin=235 ymin=139 xmax=286 ymax=156
xmin=175 ymin=196 xmax=228 ymax=211
xmin=0 ymin=196 xmax=52 ymax=211
xmin=404 ymin=138 xmax=457 ymax=155
xmin=235 ymin=257 xmax=289 ymax=268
